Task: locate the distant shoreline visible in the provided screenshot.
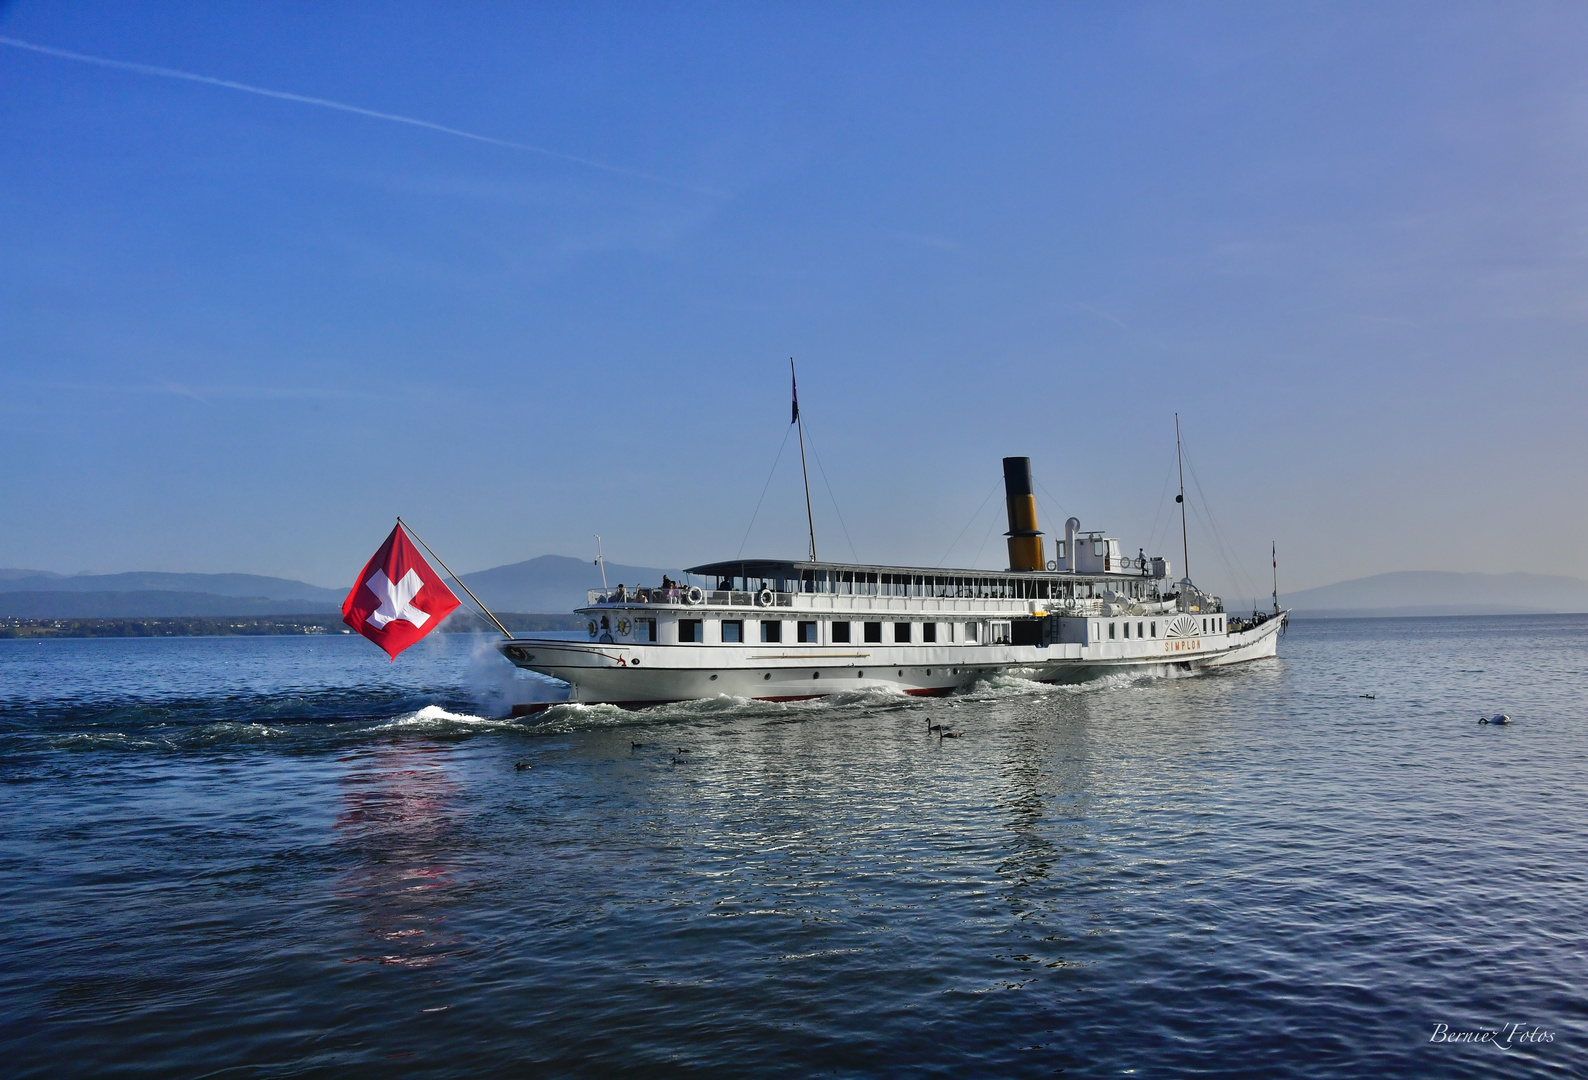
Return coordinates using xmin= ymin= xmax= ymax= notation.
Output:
xmin=1287 ymin=607 xmax=1588 ymax=620
xmin=0 ymin=611 xmax=585 ymax=639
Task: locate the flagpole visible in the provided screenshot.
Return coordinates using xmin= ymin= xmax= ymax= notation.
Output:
xmin=396 ymin=516 xmax=513 ymax=639
xmin=792 ymin=358 xmax=818 ymax=562
xmin=1272 ymin=540 xmax=1279 ymax=616
xmin=1175 ymin=413 xmax=1190 ymax=585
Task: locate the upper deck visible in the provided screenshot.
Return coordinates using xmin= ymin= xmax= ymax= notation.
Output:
xmin=584 ymin=557 xmax=1178 ymax=611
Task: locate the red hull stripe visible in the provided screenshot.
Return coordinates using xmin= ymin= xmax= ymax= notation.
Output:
xmin=511 ymin=684 xmax=961 ymax=716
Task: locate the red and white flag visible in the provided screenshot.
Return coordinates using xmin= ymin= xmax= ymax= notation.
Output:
xmin=342 ymin=523 xmax=461 ymax=660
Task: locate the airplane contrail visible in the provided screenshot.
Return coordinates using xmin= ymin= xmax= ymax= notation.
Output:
xmin=0 ymin=35 xmax=719 ymax=195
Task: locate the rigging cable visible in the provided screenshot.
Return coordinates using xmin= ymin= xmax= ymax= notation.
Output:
xmin=937 ymin=482 xmax=1000 ymax=567
xmin=736 ymin=423 xmax=794 ymax=560
xmin=1144 ymin=464 xmax=1176 ymax=562
xmin=1178 ymin=436 xmax=1262 ymax=601
xmin=1184 ymin=454 xmax=1257 ymax=598
xmin=969 ymin=494 xmax=1006 ymax=569
xmin=799 ymin=422 xmax=861 ymax=563
xmin=1033 ymin=477 xmax=1074 ymax=550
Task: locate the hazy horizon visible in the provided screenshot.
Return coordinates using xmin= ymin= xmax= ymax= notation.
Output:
xmin=5 ymin=559 xmax=1586 ymax=605
xmin=4 ymin=3 xmax=1586 ymax=602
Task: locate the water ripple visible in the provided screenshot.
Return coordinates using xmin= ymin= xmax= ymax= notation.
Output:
xmin=0 ymin=617 xmax=1583 ymax=1076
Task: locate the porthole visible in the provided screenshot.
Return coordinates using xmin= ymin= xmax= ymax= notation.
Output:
xmin=710 ymin=674 xmax=718 ymax=681
xmin=813 ymin=671 xmax=821 ymax=680
xmin=764 ymin=672 xmax=771 ymax=680
xmin=630 ymin=659 xmax=641 ymax=666
xmin=926 ymin=669 xmax=932 ymax=676
xmin=857 ymin=670 xmax=864 ymax=678
xmin=897 ymin=670 xmax=904 ymax=677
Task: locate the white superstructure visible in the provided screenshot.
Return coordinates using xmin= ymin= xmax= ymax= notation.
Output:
xmin=498 ymin=456 xmax=1285 ymax=713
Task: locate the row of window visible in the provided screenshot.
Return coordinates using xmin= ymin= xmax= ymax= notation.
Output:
xmin=1100 ymin=615 xmax=1225 ymax=640
xmin=676 ymin=619 xmax=967 ymax=645
xmin=626 ymin=615 xmax=1223 ymax=645
xmin=1105 ymin=620 xmax=1156 ymax=640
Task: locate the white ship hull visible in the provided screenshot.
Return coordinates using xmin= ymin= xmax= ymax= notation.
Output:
xmin=499 ymin=606 xmax=1285 ymax=713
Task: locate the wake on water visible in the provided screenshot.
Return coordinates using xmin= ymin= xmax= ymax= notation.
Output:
xmin=510 ymin=663 xmax=1202 ymax=734
xmin=366 ymin=704 xmax=527 ymax=736
xmin=20 ymin=653 xmax=1210 ymax=755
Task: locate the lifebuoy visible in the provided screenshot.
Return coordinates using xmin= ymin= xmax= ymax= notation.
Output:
xmin=1045 ymin=560 xmax=1057 ymax=571
xmin=686 ymin=585 xmax=704 ymax=605
xmin=757 ymin=588 xmax=775 ymax=607
xmin=587 ymin=620 xmax=597 ymax=639
xmin=616 ymin=618 xmax=630 ymax=634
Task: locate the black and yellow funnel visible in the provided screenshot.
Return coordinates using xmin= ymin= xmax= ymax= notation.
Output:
xmin=1002 ymin=457 xmax=1045 ymax=572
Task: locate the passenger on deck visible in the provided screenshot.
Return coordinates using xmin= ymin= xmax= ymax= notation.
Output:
xmin=613 ymin=584 xmax=627 ymax=603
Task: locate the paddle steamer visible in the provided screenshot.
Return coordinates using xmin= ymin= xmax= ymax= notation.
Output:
xmin=499 ymin=455 xmax=1285 ymax=712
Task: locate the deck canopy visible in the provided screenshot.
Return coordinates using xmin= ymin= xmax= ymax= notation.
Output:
xmin=685 ymin=559 xmax=1159 ymax=602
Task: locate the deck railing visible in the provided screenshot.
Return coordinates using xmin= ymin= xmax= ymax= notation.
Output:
xmin=582 ymin=588 xmax=1187 ymax=613
xmin=585 ymin=588 xmax=795 ymax=608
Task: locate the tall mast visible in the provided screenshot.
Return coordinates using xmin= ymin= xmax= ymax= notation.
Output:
xmin=792 ymin=358 xmax=818 ymax=562
xmin=1175 ymin=413 xmax=1190 ymax=584
xmin=1272 ymin=541 xmax=1279 ymax=615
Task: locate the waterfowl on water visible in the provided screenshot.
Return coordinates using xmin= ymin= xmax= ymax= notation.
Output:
xmin=1478 ymin=714 xmax=1511 ymax=725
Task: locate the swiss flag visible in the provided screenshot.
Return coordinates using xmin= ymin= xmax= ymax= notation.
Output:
xmin=342 ymin=523 xmax=461 ymax=660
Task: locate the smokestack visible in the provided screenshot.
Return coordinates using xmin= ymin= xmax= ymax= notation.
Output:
xmin=1002 ymin=456 xmax=1045 ymax=572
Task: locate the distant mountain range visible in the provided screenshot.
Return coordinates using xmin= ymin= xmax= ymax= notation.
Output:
xmin=1284 ymin=571 xmax=1588 ymax=618
xmin=0 ymin=555 xmax=677 ymax=619
xmin=0 ymin=570 xmax=344 ymax=603
xmin=0 ymin=591 xmax=344 ymax=619
xmin=5 ymin=563 xmax=1583 ymax=621
xmin=0 ymin=570 xmax=347 ymax=619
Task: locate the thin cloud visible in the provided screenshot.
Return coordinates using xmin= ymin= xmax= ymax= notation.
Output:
xmin=1080 ymin=302 xmax=1129 ymax=329
xmin=0 ymin=35 xmax=722 ymax=197
xmin=160 ymin=381 xmax=211 ymax=405
xmin=9 ymin=378 xmax=376 ymax=402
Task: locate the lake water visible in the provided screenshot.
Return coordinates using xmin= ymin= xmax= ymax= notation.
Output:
xmin=1 ymin=615 xmax=1583 ymax=1077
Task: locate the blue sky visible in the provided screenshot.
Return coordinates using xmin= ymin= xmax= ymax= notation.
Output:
xmin=3 ymin=2 xmax=1585 ymax=601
